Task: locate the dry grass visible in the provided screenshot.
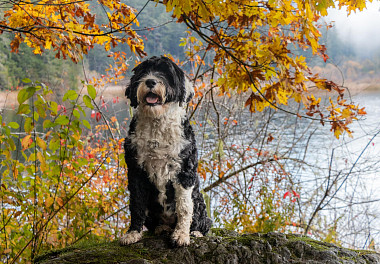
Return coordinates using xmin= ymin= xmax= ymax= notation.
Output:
xmin=0 ymin=90 xmax=18 ymax=109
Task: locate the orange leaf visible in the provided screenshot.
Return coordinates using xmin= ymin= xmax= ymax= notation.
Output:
xmin=45 ymin=197 xmax=54 ymax=208
xmin=57 ymin=197 xmax=64 ymax=207
xmin=21 ymin=135 xmax=33 ymax=150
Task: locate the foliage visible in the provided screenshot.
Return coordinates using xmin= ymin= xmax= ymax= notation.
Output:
xmin=0 ymin=80 xmax=129 ymax=263
xmin=0 ymin=0 xmax=145 ymax=62
xmin=174 ymin=0 xmax=369 ymax=138
xmin=0 ymin=0 xmax=369 ymax=138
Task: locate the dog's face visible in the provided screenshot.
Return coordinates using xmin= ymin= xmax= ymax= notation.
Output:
xmin=126 ymin=56 xmax=194 ymax=117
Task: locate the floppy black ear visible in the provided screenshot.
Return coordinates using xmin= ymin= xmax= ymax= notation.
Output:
xmin=159 ymin=56 xmax=188 ymax=104
xmin=184 ymin=77 xmax=194 ymax=103
xmin=125 ymin=82 xmax=138 ymax=108
xmin=126 ymin=60 xmax=151 ymax=108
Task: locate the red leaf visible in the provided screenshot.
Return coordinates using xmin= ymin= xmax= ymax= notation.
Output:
xmin=101 ymin=99 xmax=108 ymax=110
xmin=283 ymin=191 xmax=291 ymax=199
xmin=58 ymin=105 xmax=67 ymax=114
xmin=96 ymin=112 xmax=101 ymax=122
xmin=91 ymin=110 xmax=95 ymax=119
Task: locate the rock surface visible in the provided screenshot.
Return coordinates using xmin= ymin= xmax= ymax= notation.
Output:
xmin=34 ymin=229 xmax=380 ymax=264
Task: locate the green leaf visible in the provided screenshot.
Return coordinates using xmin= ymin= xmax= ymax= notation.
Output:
xmin=17 ymin=87 xmax=37 ymax=105
xmin=82 ymin=119 xmax=91 ymax=129
xmin=50 ymin=101 xmax=58 ymax=115
xmin=87 ymin=85 xmax=96 ymax=100
xmin=55 ymin=115 xmax=69 ymax=125
xmin=129 ymin=106 xmax=134 ymax=118
xmin=36 ymin=101 xmax=47 ymax=119
xmin=49 ymin=137 xmax=60 ymax=151
xmin=17 ymin=104 xmax=31 ymax=115
xmin=63 ymin=90 xmax=78 ymax=102
xmin=78 ymin=158 xmax=88 ymax=167
xmin=24 ymin=117 xmax=34 ymax=133
xmin=76 ymin=104 xmax=85 ymax=115
xmin=22 ymin=78 xmax=32 ymax=83
xmin=43 ymin=120 xmax=55 ymax=129
xmin=83 ymin=95 xmax=93 ymax=109
xmin=33 ymin=111 xmax=39 ymax=122
xmin=70 ymin=120 xmax=80 ymax=132
xmin=8 ymin=122 xmax=20 ymax=129
xmin=28 ymin=152 xmax=37 ymax=162
xmin=3 ymin=126 xmax=10 ymax=137
xmin=73 ymin=109 xmax=81 ymax=119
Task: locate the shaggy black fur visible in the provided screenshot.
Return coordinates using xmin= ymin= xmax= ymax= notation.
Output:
xmin=123 ymin=56 xmax=212 ymax=242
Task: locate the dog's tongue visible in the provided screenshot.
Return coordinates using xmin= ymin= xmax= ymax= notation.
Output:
xmin=146 ymin=94 xmax=159 ymax=104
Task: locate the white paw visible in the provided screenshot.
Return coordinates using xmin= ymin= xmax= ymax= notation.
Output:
xmin=120 ymin=230 xmax=142 ymax=245
xmin=172 ymin=229 xmax=190 ymax=246
xmin=190 ymin=231 xmax=203 ymax=238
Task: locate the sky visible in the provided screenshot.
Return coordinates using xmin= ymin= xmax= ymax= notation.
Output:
xmin=325 ymin=1 xmax=380 ymax=57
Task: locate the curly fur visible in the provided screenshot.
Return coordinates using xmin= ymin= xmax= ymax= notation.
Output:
xmin=121 ymin=56 xmax=211 ymax=247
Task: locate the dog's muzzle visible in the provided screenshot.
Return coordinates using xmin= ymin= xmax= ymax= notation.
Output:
xmin=144 ymin=79 xmax=163 ymax=106
xmin=145 ymin=92 xmax=162 ymax=106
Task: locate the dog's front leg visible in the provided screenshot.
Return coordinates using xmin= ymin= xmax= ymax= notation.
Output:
xmin=172 ymin=183 xmax=194 ymax=246
xmin=120 ymin=169 xmax=150 ymax=245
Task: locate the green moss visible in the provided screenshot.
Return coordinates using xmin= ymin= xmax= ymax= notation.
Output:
xmin=286 ymin=234 xmax=331 ymax=251
xmin=34 ymin=230 xmax=380 ymax=264
xmin=34 ymin=239 xmax=154 ymax=264
xmin=210 ymin=228 xmax=236 ymax=237
xmin=351 ymin=249 xmax=377 ymax=256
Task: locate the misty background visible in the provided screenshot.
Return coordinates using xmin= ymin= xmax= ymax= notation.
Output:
xmin=326 ymin=1 xmax=380 ymax=58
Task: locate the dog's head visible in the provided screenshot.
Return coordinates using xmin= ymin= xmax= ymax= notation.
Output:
xmin=126 ymin=56 xmax=194 ymax=116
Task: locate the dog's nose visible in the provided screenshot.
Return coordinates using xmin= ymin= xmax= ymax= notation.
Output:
xmin=145 ymin=79 xmax=157 ymax=89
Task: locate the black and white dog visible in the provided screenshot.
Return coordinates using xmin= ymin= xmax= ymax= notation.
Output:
xmin=120 ymin=56 xmax=212 ymax=246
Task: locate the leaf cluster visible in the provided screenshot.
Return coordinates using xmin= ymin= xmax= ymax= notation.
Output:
xmin=0 ymin=0 xmax=146 ymax=62
xmin=0 ymin=82 xmax=129 ymax=263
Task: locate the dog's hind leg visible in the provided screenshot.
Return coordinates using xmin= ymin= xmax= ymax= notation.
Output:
xmin=171 ymin=183 xmax=194 ymax=246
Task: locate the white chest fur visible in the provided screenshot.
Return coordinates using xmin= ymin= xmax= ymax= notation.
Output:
xmin=130 ymin=104 xmax=189 ymax=206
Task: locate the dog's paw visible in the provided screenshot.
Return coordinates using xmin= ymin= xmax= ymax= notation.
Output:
xmin=120 ymin=231 xmax=142 ymax=245
xmin=171 ymin=229 xmax=190 ymax=247
xmin=190 ymin=231 xmax=203 ymax=238
xmin=154 ymin=225 xmax=173 ymax=235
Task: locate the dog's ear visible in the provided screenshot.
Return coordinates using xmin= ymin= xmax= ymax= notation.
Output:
xmin=126 ymin=60 xmax=149 ymax=108
xmin=160 ymin=56 xmax=192 ymax=105
xmin=125 ymin=81 xmax=138 ymax=108
xmin=184 ymin=77 xmax=194 ymax=103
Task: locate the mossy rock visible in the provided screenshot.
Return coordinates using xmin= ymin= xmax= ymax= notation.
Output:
xmin=34 ymin=229 xmax=380 ymax=264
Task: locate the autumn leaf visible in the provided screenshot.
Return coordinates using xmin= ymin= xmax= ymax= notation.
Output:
xmin=45 ymin=197 xmax=54 ymax=208
xmin=56 ymin=197 xmax=64 ymax=207
xmin=36 ymin=137 xmax=47 ymax=151
xmin=21 ymin=135 xmax=33 ymax=150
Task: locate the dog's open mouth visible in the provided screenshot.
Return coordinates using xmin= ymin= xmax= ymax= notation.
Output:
xmin=145 ymin=92 xmax=162 ymax=106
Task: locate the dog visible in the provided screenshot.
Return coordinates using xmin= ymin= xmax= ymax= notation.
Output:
xmin=120 ymin=56 xmax=212 ymax=247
